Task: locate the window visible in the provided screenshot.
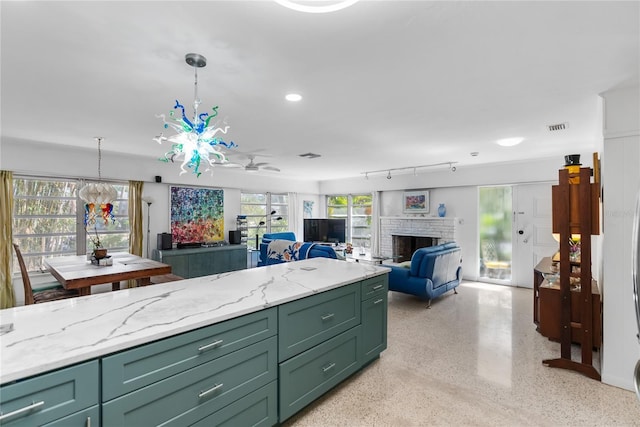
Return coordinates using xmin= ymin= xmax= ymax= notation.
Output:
xmin=240 ymin=192 xmax=289 ymax=250
xmin=327 ymin=194 xmax=372 ymax=248
xmin=12 ymin=176 xmax=129 ymax=273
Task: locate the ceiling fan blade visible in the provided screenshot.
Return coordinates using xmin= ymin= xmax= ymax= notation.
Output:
xmin=263 ymin=166 xmax=281 ymax=172
xmin=222 ymin=162 xmax=244 ymax=168
xmin=254 ymin=162 xmax=269 ymax=167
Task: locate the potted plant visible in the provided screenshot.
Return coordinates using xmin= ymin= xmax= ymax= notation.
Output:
xmin=87 ymin=225 xmax=107 ymax=259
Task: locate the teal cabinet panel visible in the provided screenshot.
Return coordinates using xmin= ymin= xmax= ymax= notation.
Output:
xmin=190 ymin=251 xmax=217 ymax=277
xmin=279 ymin=327 xmax=361 ymax=422
xmin=102 ymin=336 xmax=277 ymax=427
xmin=102 ymin=308 xmax=277 ymax=401
xmin=191 ymin=381 xmax=277 ymax=427
xmin=168 ymin=254 xmax=189 ymax=278
xmin=361 ymin=275 xmax=388 ymax=300
xmin=361 ymin=292 xmax=388 ymax=363
xmin=155 ymin=246 xmax=247 ymax=278
xmin=278 ymin=283 xmax=360 ymax=361
xmin=43 ymin=405 xmax=99 ymax=427
xmin=0 ymin=361 xmax=98 ymax=427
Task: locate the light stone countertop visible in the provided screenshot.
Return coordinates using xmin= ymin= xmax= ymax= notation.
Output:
xmin=0 ymin=258 xmax=389 ymax=385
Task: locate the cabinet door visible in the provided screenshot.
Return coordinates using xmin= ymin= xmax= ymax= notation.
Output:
xmin=278 ymin=283 xmax=360 ymax=361
xmin=102 ymin=337 xmax=277 ymax=427
xmin=191 ymin=381 xmax=277 ymax=427
xmin=279 ymin=327 xmax=361 ymax=422
xmin=189 ymin=252 xmax=215 ymax=277
xmin=0 ymin=361 xmax=98 ymax=427
xmin=361 ymin=293 xmax=388 ymax=363
xmin=226 ymin=248 xmax=247 ymax=272
xmin=166 ymin=254 xmax=189 ymax=278
xmin=43 ymin=405 xmax=99 ymax=427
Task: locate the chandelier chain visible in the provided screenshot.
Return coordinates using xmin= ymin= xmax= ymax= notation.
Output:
xmin=96 ymin=137 xmax=103 ymax=180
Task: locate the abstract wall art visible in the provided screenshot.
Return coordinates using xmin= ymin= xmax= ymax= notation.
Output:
xmin=170 ymin=186 xmax=224 ymax=243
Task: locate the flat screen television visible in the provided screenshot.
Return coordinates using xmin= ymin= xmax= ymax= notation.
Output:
xmin=303 ymin=218 xmax=346 ymax=244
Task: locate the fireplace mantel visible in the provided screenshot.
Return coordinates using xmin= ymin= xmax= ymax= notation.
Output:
xmin=379 ymin=216 xmax=459 ymax=257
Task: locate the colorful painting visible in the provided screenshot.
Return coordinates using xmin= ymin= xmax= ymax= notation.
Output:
xmin=303 ymin=200 xmax=314 ymax=218
xmin=170 ymin=186 xmax=224 ymax=243
xmin=403 ymin=190 xmax=429 ymax=214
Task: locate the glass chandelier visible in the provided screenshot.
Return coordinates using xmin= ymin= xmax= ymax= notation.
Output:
xmin=79 ymin=137 xmax=117 ymax=225
xmin=154 ymin=53 xmax=236 ymax=177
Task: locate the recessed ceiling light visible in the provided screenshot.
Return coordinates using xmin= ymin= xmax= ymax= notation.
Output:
xmin=274 ymin=0 xmax=359 ymax=14
xmin=496 ymin=137 xmax=524 ymax=147
xmin=285 ymin=93 xmax=302 ymax=102
xmin=470 ymin=152 xmax=479 ymax=157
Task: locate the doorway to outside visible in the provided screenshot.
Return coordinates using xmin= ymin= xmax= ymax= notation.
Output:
xmin=478 ymin=183 xmax=557 ymax=288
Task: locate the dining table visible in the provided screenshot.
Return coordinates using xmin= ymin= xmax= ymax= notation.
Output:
xmin=43 ymin=252 xmax=172 ymax=296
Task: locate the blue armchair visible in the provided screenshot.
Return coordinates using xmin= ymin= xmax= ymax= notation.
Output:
xmin=382 ymin=242 xmax=462 ymax=307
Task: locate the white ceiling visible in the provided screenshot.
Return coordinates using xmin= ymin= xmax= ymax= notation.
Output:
xmin=1 ymin=1 xmax=638 ymax=181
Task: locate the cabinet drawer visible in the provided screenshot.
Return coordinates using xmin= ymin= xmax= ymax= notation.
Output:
xmin=279 ymin=326 xmax=361 ymax=422
xmin=191 ymin=381 xmax=277 ymax=427
xmin=43 ymin=405 xmax=99 ymax=427
xmin=279 ymin=283 xmax=360 ymax=361
xmin=0 ymin=361 xmax=98 ymax=427
xmin=361 ymin=275 xmax=388 ymax=300
xmin=361 ymin=292 xmax=388 ymax=364
xmin=102 ymin=308 xmax=277 ymax=401
xmin=102 ymin=336 xmax=277 ymax=427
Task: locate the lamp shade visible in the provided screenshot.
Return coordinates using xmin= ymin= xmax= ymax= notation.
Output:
xmin=79 ymin=182 xmax=118 ymax=205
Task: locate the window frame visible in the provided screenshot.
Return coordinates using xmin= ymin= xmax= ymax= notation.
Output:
xmin=326 ymin=193 xmax=372 ymax=248
xmin=240 ymin=192 xmax=289 ymax=250
xmin=12 ymin=175 xmax=130 ymax=274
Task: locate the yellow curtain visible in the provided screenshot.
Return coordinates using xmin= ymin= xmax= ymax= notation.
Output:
xmin=127 ymin=180 xmax=144 ymax=288
xmin=0 ymin=171 xmax=16 ymax=308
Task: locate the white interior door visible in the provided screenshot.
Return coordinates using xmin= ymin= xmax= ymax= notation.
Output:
xmin=512 ymin=183 xmax=558 ymax=288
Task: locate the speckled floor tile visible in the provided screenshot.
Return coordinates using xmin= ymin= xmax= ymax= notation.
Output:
xmin=283 ymin=281 xmax=640 ymax=427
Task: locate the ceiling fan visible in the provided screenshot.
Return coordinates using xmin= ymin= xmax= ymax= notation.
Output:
xmin=227 ymin=154 xmax=280 ymax=172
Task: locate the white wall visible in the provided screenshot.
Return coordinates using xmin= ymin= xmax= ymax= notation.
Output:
xmin=601 ymin=83 xmax=640 ymax=392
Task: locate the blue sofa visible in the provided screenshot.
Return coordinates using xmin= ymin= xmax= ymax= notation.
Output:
xmin=382 ymin=242 xmax=462 ymax=307
xmin=257 ymin=232 xmax=337 ymax=266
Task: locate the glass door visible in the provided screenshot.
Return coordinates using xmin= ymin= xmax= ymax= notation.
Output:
xmin=479 ymin=186 xmax=513 ymax=284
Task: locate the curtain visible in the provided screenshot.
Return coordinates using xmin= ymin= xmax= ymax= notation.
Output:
xmin=0 ymin=171 xmax=16 ymax=308
xmin=288 ymin=192 xmax=299 ymax=238
xmin=371 ymin=191 xmax=381 ymax=256
xmin=127 ymin=180 xmax=144 ymax=288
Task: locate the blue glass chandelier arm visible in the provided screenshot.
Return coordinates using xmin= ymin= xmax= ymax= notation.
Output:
xmin=173 ymin=100 xmax=195 ymax=131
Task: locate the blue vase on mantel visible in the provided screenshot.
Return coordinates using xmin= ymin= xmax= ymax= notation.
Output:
xmin=437 ymin=203 xmax=446 ymax=217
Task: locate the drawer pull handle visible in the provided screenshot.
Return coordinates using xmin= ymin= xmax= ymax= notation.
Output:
xmin=372 ymin=284 xmax=383 ymax=290
xmin=198 ymin=339 xmax=223 ymax=352
xmin=198 ymin=383 xmax=224 ymax=398
xmin=0 ymin=400 xmax=45 ymax=422
xmin=322 ymin=362 xmax=336 ymax=372
xmin=373 ymin=298 xmax=384 ymax=304
xmin=321 ymin=313 xmax=334 ymax=321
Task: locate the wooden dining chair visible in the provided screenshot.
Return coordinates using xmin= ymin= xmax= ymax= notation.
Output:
xmin=13 ymin=243 xmax=79 ymax=305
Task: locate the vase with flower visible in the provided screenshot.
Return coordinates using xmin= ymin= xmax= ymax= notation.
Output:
xmin=569 ymin=235 xmax=581 ymax=263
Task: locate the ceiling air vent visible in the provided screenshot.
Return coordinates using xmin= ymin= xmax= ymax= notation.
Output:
xmin=299 ymin=153 xmax=321 ymax=159
xmin=548 ymin=122 xmax=569 ymax=132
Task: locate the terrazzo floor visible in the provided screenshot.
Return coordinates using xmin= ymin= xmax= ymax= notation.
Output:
xmin=283 ymin=281 xmax=640 ymax=426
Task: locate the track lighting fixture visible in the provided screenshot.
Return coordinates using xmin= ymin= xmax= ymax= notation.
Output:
xmin=362 ymin=161 xmax=459 ymax=179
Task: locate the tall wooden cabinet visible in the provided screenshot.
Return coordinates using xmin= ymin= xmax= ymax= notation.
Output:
xmin=542 ymin=166 xmax=601 ymax=380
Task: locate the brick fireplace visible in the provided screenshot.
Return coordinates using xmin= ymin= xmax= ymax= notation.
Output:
xmin=380 ymin=217 xmax=458 ymax=261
